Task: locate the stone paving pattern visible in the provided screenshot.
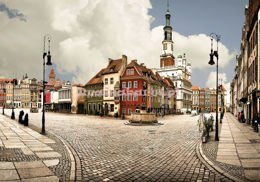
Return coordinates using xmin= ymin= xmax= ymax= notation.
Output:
xmin=202 ymin=113 xmax=260 ymax=182
xmin=4 ymin=109 xmax=234 ymax=181
xmin=0 ymin=114 xmax=61 ymax=181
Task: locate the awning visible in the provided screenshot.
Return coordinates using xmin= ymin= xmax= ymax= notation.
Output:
xmin=239 ymin=97 xmax=247 ymax=103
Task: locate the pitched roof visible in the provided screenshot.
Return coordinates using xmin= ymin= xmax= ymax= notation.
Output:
xmin=191 ymin=85 xmax=200 ymax=90
xmin=124 ymin=60 xmax=158 ymax=82
xmin=73 ymin=83 xmax=84 ymax=87
xmin=49 ymin=68 xmax=56 ymax=77
xmin=102 ymin=59 xmax=124 ymax=75
xmin=163 ymin=77 xmax=174 ymax=88
xmin=218 ymin=84 xmax=226 ymax=91
xmin=86 ymin=68 xmax=105 ymax=85
xmin=0 ymin=78 xmax=14 ymax=83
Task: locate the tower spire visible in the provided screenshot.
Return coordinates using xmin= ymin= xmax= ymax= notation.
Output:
xmin=160 ymin=0 xmax=175 ymax=68
xmin=161 ymin=0 xmax=173 ymax=56
xmin=167 ymin=0 xmax=169 ymax=12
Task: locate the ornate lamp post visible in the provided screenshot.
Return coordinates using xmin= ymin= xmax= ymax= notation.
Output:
xmin=42 ymin=35 xmax=52 ymax=135
xmin=208 ymin=33 xmax=221 ymax=141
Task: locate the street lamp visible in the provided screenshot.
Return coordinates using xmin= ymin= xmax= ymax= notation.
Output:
xmin=11 ymin=78 xmax=17 ymax=119
xmin=208 ymin=33 xmax=221 ymax=141
xmin=42 ymin=35 xmax=52 ymax=135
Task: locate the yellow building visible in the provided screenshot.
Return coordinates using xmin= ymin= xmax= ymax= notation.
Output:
xmin=21 ymin=81 xmax=30 ymax=108
xmin=5 ymin=81 xmax=13 ymax=107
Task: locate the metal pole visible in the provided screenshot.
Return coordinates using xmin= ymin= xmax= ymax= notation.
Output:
xmin=11 ymin=79 xmax=15 ymax=119
xmin=42 ymin=36 xmax=46 ymax=135
xmin=215 ymin=39 xmax=219 ymax=141
xmin=42 ymin=59 xmax=46 ymax=134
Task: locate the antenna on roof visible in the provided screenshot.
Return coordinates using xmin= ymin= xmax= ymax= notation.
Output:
xmin=167 ymin=0 xmax=170 ymax=12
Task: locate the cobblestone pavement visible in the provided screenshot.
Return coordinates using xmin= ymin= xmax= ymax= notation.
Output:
xmin=4 ymin=109 xmax=232 ymax=181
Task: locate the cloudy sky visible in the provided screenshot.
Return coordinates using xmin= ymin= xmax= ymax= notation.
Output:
xmin=0 ymin=0 xmax=248 ymax=102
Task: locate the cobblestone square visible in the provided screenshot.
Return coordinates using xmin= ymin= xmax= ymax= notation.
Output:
xmin=3 ymin=109 xmax=232 ymax=181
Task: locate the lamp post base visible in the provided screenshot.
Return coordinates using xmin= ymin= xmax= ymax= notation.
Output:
xmin=11 ymin=109 xmax=15 ymax=119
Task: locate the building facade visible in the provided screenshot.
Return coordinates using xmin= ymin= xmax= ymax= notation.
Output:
xmin=85 ymin=68 xmax=104 ymax=115
xmin=154 ymin=4 xmax=192 ymax=112
xmin=192 ymin=86 xmax=200 ymax=111
xmin=71 ymin=84 xmax=86 ymax=114
xmin=231 ymin=0 xmax=260 ymax=123
xmin=102 ymin=55 xmax=127 ymax=116
xmin=192 ymin=86 xmax=226 ymax=113
xmin=58 ymin=82 xmax=72 ymax=113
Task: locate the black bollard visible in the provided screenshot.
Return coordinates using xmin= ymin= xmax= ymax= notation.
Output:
xmin=24 ymin=113 xmax=29 ymax=126
xmin=19 ymin=110 xmax=24 ymax=124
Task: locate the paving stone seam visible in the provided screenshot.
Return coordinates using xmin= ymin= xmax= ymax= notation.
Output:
xmin=1 ymin=113 xmax=69 ymax=181
xmin=197 ymin=142 xmax=244 ymax=182
xmin=48 ymin=131 xmax=77 ymax=181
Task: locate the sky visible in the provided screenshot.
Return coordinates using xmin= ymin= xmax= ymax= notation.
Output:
xmin=0 ymin=0 xmax=248 ymax=100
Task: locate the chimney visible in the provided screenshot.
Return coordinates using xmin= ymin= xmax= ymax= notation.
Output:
xmin=122 ymin=54 xmax=127 ymax=66
xmin=108 ymin=58 xmax=113 ymax=65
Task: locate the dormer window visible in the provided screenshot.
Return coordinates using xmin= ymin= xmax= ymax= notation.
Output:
xmin=126 ymin=68 xmax=134 ymax=75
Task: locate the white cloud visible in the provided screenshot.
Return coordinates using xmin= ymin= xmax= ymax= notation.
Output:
xmin=0 ymin=0 xmax=235 ymax=85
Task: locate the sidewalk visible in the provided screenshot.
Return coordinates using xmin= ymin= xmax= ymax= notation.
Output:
xmin=201 ymin=112 xmax=260 ymax=182
xmin=0 ymin=114 xmax=61 ymax=181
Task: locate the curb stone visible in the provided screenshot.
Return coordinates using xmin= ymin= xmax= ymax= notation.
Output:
xmin=197 ymin=142 xmax=244 ymax=182
xmin=48 ymin=131 xmax=76 ymax=181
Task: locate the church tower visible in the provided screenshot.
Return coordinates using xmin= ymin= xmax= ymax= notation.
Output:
xmin=48 ymin=68 xmax=56 ymax=85
xmin=160 ymin=0 xmax=175 ymax=68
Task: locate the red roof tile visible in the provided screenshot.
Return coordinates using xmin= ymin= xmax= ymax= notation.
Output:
xmin=86 ymin=68 xmax=105 ymax=85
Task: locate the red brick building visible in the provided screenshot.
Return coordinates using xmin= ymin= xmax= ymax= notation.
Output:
xmin=120 ymin=60 xmax=148 ymax=115
xmin=0 ymin=78 xmax=13 ymax=107
xmin=120 ymin=60 xmax=169 ymax=116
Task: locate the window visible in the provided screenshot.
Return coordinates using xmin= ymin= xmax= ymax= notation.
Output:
xmin=105 ymin=79 xmax=108 ymax=85
xmin=122 ymin=108 xmax=126 ymax=114
xmin=122 ymin=82 xmax=126 ymax=88
xmin=127 ymin=69 xmax=131 ymax=75
xmin=128 ymin=81 xmax=132 ymax=88
xmin=105 ymin=90 xmax=108 ymax=97
xmin=110 ymin=78 xmax=114 ymax=84
xmin=131 ymin=68 xmax=134 ymax=75
xmin=133 ymin=81 xmax=138 ymax=88
xmin=163 ymin=43 xmax=167 ymax=50
xmin=127 ymin=69 xmax=134 ymax=75
xmin=110 ymin=104 xmax=114 ymax=112
xmin=128 ymin=108 xmax=132 ymax=115
xmin=128 ymin=94 xmax=132 ymax=101
xmin=122 ymin=94 xmax=126 ymax=101
xmin=110 ymin=90 xmax=114 ymax=97
xmin=133 ymin=94 xmax=138 ymax=101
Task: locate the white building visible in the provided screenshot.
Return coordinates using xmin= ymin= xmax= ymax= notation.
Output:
xmin=58 ymin=82 xmax=72 ymax=113
xmin=154 ymin=2 xmax=192 ymax=112
xmin=102 ymin=55 xmax=127 ymax=116
xmin=71 ymin=84 xmax=86 ymax=114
